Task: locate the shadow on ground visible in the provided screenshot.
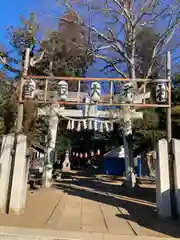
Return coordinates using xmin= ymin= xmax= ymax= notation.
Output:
xmin=53 ymin=170 xmax=180 ymax=238
xmin=59 ymin=170 xmax=156 ymax=203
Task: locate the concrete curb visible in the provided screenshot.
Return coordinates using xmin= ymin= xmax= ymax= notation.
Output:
xmin=0 ymin=226 xmax=177 ymax=240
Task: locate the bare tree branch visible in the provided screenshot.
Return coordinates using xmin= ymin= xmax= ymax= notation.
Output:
xmin=0 ymin=51 xmax=20 ymax=73
xmin=60 ymin=16 xmax=132 ymax=64
xmin=112 ymin=0 xmax=133 ymax=25
xmin=145 ymin=18 xmax=180 ymax=79
xmin=134 ymin=0 xmax=162 ymax=26
xmin=53 ymin=0 xmax=180 ymax=88
xmin=95 ymin=54 xmax=127 ymax=78
xmin=30 ymin=49 xmax=47 ymax=66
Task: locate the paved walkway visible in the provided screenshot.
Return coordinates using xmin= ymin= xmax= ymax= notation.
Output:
xmin=0 ymin=226 xmax=178 ymax=240
xmin=0 ymin=171 xmax=179 ymax=238
xmin=0 ymin=226 xmax=177 ymax=240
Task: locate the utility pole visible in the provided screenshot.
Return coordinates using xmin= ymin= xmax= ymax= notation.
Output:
xmin=166 ymin=51 xmax=178 ymax=219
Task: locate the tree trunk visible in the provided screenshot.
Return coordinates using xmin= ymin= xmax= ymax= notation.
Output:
xmin=130 ymin=27 xmax=136 ymax=81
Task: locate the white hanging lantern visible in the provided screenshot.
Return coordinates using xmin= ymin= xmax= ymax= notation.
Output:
xmin=88 ymin=120 xmax=93 ymax=130
xmin=94 ymin=121 xmax=98 ymax=131
xmin=110 ymin=122 xmax=114 ymax=131
xmin=100 ymin=122 xmax=104 ymax=133
xmin=90 ymin=151 xmax=94 ymax=157
xmin=97 ymin=149 xmax=100 ymax=156
xmin=90 ymin=81 xmax=101 ymax=102
xmin=71 ymin=120 xmax=75 ymax=130
xmin=155 ymin=83 xmax=167 ymax=103
xmin=77 ymin=122 xmax=81 ymax=132
xmin=83 ymin=120 xmax=87 ymax=130
xmin=67 ymin=120 xmax=71 ymax=130
xmin=23 ymin=79 xmax=36 ymax=99
xmin=104 ymin=122 xmax=109 ymax=132
xmin=123 ymin=82 xmax=134 ymax=103
xmin=57 ymin=80 xmax=68 ymax=101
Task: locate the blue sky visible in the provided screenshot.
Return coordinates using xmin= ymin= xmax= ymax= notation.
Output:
xmin=0 ymin=0 xmax=179 ymax=78
xmin=0 ymin=1 xmax=33 ymax=47
xmin=0 ymin=0 xmax=57 ymax=48
xmin=0 ymin=0 xmax=104 ymax=77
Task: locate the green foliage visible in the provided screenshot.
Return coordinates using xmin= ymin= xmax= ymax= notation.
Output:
xmin=37 ymin=11 xmax=93 ymax=91
xmin=131 ymin=27 xmax=164 ymax=151
xmin=2 ymin=11 xmax=93 ymax=152
xmin=172 ymin=73 xmax=180 ymax=106
xmin=56 ymin=134 xmax=71 ymax=153
xmin=0 ymin=78 xmax=17 ymax=134
xmin=171 ymin=73 xmax=180 ymax=138
xmin=135 ymin=27 xmax=162 ymax=78
xmin=55 ymin=120 xmax=71 ymax=154
xmin=1 ymin=7 xmax=179 ymax=155
xmin=8 ymin=13 xmax=38 ymax=55
xmin=133 ymin=109 xmax=165 ymax=152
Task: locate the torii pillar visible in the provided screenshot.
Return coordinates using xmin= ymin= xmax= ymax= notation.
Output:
xmin=43 ymin=105 xmax=59 ymax=187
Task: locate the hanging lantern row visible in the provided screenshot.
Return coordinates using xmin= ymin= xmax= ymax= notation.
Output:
xmin=23 ymin=79 xmax=167 ymax=104
xmin=22 ymin=79 xmax=135 ymax=104
xmin=66 ymin=120 xmax=113 ymax=132
xmin=23 ymin=79 xmax=102 ymax=102
xmin=23 ymin=79 xmax=69 ymax=100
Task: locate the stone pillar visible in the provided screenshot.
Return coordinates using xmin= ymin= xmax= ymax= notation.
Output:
xmin=43 ymin=105 xmax=59 ymax=188
xmin=43 ymin=160 xmax=53 ymax=188
xmin=172 ymin=138 xmax=180 ymax=216
xmin=22 ymin=151 xmax=30 ymax=208
xmin=123 ymin=133 xmax=130 ymax=176
xmin=122 ymin=107 xmax=136 ymax=188
xmin=0 ymin=134 xmax=15 ymax=213
xmin=84 ymin=96 xmax=98 ymax=117
xmin=48 ymin=108 xmax=59 ymax=164
xmin=156 ymin=138 xmax=171 ymax=218
xmin=9 ymin=134 xmax=28 ymax=214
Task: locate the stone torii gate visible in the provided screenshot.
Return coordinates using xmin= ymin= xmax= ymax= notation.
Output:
xmin=37 ymin=91 xmax=147 ymax=187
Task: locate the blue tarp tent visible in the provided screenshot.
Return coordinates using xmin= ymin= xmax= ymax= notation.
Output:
xmin=103 ymin=146 xmax=125 ymax=176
